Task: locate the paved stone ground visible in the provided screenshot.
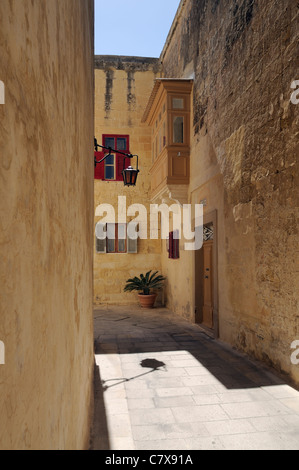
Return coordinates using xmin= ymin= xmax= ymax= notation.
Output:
xmin=90 ymin=305 xmax=299 ymax=450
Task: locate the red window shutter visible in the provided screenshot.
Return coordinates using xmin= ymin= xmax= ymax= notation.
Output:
xmin=116 ymin=154 xmax=130 ymax=181
xmin=174 ymin=230 xmax=179 ymax=259
xmin=169 ymin=232 xmax=173 ymax=259
xmin=169 ymin=231 xmax=179 ymax=259
xmin=94 ymin=152 xmax=104 ymax=180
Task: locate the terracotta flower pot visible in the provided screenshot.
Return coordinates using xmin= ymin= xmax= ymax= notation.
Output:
xmin=138 ymin=293 xmax=157 ymax=309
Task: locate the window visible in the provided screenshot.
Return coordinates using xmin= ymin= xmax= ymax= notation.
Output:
xmin=153 ymin=119 xmax=167 ymax=162
xmin=104 ymin=137 xmax=115 ymax=149
xmin=158 ymin=127 xmax=162 ymax=154
xmin=172 ymin=97 xmax=184 ymax=109
xmin=163 ymin=121 xmax=167 ymax=147
xmin=95 ymin=222 xmax=138 ymax=254
xmin=116 ymin=137 xmax=127 ymax=150
xmin=94 ymin=135 xmax=130 ymax=181
xmin=168 ymin=230 xmax=180 ymax=259
xmin=104 ymin=153 xmax=115 ymax=180
xmin=173 ymin=116 xmax=184 ymax=144
xmin=106 ymin=223 xmax=127 ymax=253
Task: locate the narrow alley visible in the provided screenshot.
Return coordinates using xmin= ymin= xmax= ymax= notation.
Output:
xmin=91 ymin=306 xmax=299 ymax=451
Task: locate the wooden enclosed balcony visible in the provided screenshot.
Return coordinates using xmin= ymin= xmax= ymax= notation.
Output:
xmin=142 ymin=79 xmax=193 ymax=204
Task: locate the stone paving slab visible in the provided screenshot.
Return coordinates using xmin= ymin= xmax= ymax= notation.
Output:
xmin=90 ymin=305 xmax=299 ymax=451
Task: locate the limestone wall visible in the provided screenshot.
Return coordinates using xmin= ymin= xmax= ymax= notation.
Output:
xmin=94 ymin=57 xmax=163 ymax=305
xmin=0 ymin=0 xmax=95 ymax=449
xmin=160 ymin=0 xmax=299 ymax=386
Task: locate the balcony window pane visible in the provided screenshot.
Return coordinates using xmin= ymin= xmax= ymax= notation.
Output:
xmin=159 ymin=128 xmax=162 ymax=154
xmin=173 ymin=98 xmax=184 ymax=109
xmin=173 ymin=116 xmax=184 ymax=143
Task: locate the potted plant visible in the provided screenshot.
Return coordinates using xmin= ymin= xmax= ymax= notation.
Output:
xmin=124 ymin=270 xmax=166 ymax=308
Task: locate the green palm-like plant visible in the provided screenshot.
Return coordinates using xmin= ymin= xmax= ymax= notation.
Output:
xmin=124 ymin=270 xmax=166 ymax=296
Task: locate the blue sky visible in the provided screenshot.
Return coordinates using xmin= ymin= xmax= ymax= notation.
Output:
xmin=94 ymin=0 xmax=181 ymax=57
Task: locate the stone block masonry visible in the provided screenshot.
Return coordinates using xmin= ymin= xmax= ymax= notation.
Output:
xmin=0 ymin=0 xmax=95 ymax=449
xmin=94 ymin=56 xmax=163 ymax=306
xmin=91 ymin=307 xmax=299 ymax=450
xmin=160 ymin=0 xmax=299 ymax=387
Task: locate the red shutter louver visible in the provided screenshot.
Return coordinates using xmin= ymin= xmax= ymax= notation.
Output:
xmin=169 ymin=231 xmax=179 ymax=259
xmin=94 ymin=152 xmax=104 ymax=180
xmin=116 ymin=154 xmax=130 ymax=181
xmin=169 ymin=232 xmax=173 ymax=259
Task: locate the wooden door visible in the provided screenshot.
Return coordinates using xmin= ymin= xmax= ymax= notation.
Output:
xmin=202 ymin=240 xmax=213 ymax=328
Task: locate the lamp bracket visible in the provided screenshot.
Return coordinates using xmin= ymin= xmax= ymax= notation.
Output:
xmin=94 ymin=137 xmax=137 ymax=165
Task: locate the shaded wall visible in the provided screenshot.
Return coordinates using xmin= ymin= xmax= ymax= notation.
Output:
xmin=0 ymin=0 xmax=95 ymax=449
xmin=160 ymin=0 xmax=299 ymax=385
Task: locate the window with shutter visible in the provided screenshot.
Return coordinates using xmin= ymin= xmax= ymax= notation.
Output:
xmin=95 ymin=222 xmax=138 ymax=254
xmin=106 ymin=223 xmax=127 ymax=253
xmin=102 ymin=134 xmax=130 ymax=182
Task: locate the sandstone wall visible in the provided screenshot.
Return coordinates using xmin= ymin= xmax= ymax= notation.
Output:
xmin=161 ymin=0 xmax=299 ymax=385
xmin=94 ymin=57 xmax=163 ymax=305
xmin=0 ymin=0 xmax=95 ymax=449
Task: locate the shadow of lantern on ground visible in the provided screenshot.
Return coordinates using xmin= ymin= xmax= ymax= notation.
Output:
xmin=101 ymin=358 xmax=167 ymax=391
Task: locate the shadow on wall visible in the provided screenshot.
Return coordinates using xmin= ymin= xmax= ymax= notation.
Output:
xmin=90 ymin=362 xmax=110 ymax=450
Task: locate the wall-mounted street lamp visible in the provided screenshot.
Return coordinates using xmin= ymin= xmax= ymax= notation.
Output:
xmin=94 ymin=138 xmax=139 ymax=187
